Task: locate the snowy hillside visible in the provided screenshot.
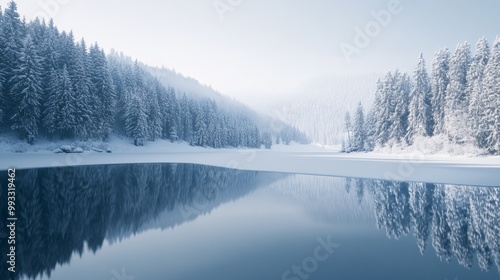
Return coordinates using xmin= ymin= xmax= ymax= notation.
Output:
xmin=270 ymin=74 xmax=379 ymax=145
xmin=142 ymin=61 xmax=269 ymax=129
xmin=110 ymin=50 xmax=228 ymax=104
xmin=0 ymin=3 xmax=308 ymax=150
xmin=144 ymin=63 xmax=224 ymax=102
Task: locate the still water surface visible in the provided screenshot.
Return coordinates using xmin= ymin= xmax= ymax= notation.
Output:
xmin=0 ymin=163 xmax=498 ymax=280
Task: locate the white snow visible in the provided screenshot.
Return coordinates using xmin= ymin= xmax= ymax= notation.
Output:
xmin=0 ymin=134 xmax=499 ymax=187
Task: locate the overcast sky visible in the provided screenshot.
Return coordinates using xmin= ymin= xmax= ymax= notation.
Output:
xmin=2 ymin=0 xmax=499 ymax=103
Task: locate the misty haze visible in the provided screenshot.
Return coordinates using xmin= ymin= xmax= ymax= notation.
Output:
xmin=0 ymin=1 xmax=499 ymax=280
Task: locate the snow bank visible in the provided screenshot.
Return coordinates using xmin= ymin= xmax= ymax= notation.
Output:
xmin=1 ymin=134 xmax=499 ymax=187
xmin=373 ymin=135 xmax=486 ymax=156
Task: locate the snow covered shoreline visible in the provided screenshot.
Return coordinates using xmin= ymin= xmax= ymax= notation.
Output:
xmin=1 ymin=139 xmax=499 ymax=187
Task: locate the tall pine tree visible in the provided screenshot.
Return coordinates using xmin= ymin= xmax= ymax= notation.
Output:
xmin=445 ymin=42 xmax=471 ymax=144
xmin=407 ymin=53 xmax=432 ymax=144
xmin=89 ymin=44 xmax=116 ymax=140
xmin=344 ymin=111 xmax=352 ymax=151
xmin=38 ymin=20 xmax=60 ymax=136
xmin=53 ymin=65 xmax=78 ymax=139
xmin=9 ymin=35 xmax=43 ymax=144
xmin=389 ymin=71 xmax=410 ymax=144
xmin=352 ymin=102 xmax=366 ymax=151
xmin=364 ymin=109 xmax=376 ymax=151
xmin=194 ymin=102 xmax=207 ymax=146
xmin=371 ymin=78 xmax=384 ymax=146
xmin=125 ymin=89 xmax=148 ymax=146
xmin=0 ymin=1 xmax=25 ymax=123
xmin=430 ymin=48 xmax=450 ymax=135
xmin=481 ymin=37 xmax=500 ymax=154
xmin=71 ymin=39 xmax=92 ymax=139
xmin=467 ymin=37 xmax=490 ymax=148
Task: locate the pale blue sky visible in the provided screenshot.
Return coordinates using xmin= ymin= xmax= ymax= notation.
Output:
xmin=2 ymin=0 xmax=499 ymax=102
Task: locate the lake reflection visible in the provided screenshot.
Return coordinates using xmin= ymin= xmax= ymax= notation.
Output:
xmin=0 ymin=164 xmax=498 ymax=280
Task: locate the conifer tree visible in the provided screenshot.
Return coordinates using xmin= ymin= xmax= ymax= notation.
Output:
xmin=344 ymin=111 xmax=352 ymax=150
xmin=389 ymin=71 xmax=410 ymax=143
xmin=71 ymin=39 xmax=92 ymax=139
xmin=9 ymin=35 xmax=43 ymax=144
xmin=430 ymin=48 xmax=450 ymax=135
xmin=481 ymin=37 xmax=500 ymax=154
xmin=262 ymin=131 xmax=272 ymax=149
xmin=467 ymin=37 xmax=490 ymax=148
xmin=125 ymin=89 xmax=148 ymax=146
xmin=1 ymin=1 xmax=25 ymax=121
xmin=445 ymin=42 xmax=471 ymax=144
xmin=352 ymin=102 xmax=365 ymax=151
xmin=55 ymin=65 xmax=78 ymax=138
xmin=364 ymin=109 xmax=376 ymax=151
xmin=407 ymin=53 xmax=432 ymax=144
xmin=89 ymin=44 xmax=116 ymax=140
xmin=194 ymin=103 xmax=207 ymax=146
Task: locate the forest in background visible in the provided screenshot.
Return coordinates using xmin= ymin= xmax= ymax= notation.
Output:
xmin=0 ymin=1 xmax=308 ymax=148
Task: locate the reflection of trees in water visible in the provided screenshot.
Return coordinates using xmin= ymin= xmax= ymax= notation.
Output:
xmin=0 ymin=165 xmax=497 ymax=279
xmin=362 ymin=179 xmax=500 ymax=273
xmin=0 ymin=164 xmax=274 ymax=280
xmin=272 ymin=174 xmax=499 ymax=274
xmin=371 ymin=181 xmax=412 ymax=239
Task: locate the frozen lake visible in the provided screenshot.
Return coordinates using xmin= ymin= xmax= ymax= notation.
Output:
xmin=2 ymin=149 xmax=500 ymax=186
xmin=0 ymin=163 xmax=499 ymax=280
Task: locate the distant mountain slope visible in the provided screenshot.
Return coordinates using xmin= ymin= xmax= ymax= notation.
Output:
xmin=144 ymin=63 xmax=260 ymax=123
xmin=271 ymin=74 xmax=380 ymax=145
xmin=110 ymin=50 xmax=250 ymax=112
xmin=108 ymin=50 xmax=308 ymax=144
xmin=145 ymin=64 xmax=223 ymax=101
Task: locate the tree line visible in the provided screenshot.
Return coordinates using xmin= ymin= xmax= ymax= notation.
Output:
xmin=0 ymin=1 xmax=307 ymax=148
xmin=343 ymin=36 xmax=499 ymax=155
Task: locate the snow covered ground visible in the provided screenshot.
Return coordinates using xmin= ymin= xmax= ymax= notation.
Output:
xmin=0 ymin=135 xmax=499 ymax=187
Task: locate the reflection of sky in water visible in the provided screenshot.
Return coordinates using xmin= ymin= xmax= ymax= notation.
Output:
xmin=2 ymin=164 xmax=498 ymax=280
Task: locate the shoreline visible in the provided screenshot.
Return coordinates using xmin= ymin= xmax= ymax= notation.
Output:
xmin=1 ymin=149 xmax=499 ymax=187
